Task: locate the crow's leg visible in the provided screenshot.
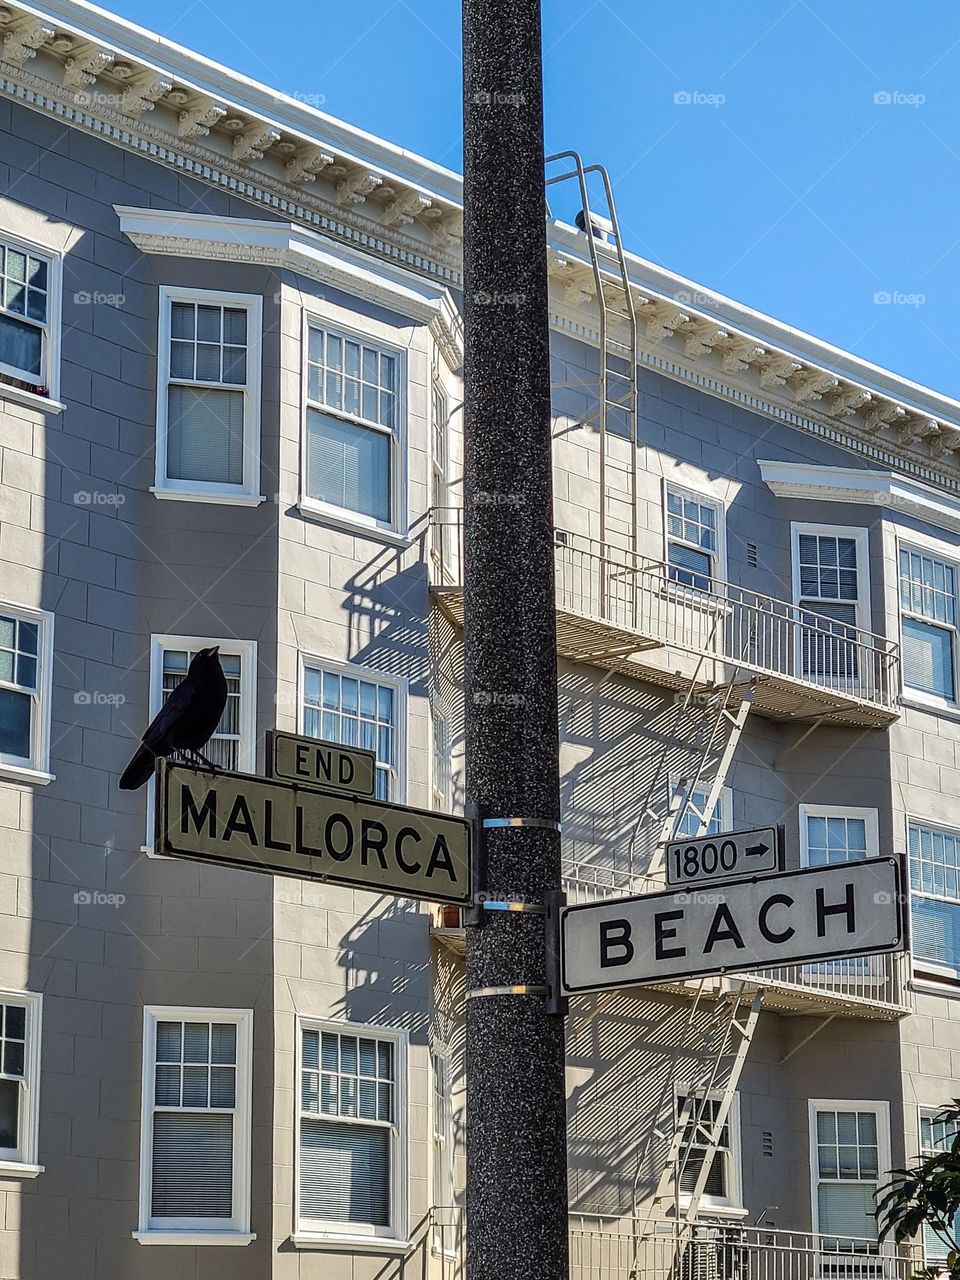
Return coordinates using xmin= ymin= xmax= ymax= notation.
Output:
xmin=193 ymin=749 xmax=219 ymax=774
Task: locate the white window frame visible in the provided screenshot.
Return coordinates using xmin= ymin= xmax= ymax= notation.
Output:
xmin=432 ymin=704 xmax=451 ymax=811
xmin=0 ymin=990 xmax=42 ymax=1178
xmin=298 ymin=311 xmax=408 ymax=540
xmin=906 ymin=814 xmax=960 ymax=981
xmin=297 ymin=653 xmax=407 ymax=804
xmin=0 ymin=230 xmax=61 ymax=404
xmin=799 ymin=806 xmax=880 ymax=866
xmin=918 ymin=1105 xmax=960 ymax=1265
xmin=808 ymin=1099 xmax=891 ymax=1259
xmin=663 ymin=480 xmax=726 ymax=588
xmin=135 ymin=1006 xmax=254 ymax=1246
xmin=791 ymin=523 xmax=871 ymax=630
xmin=669 ymin=775 xmax=733 ymax=838
xmin=153 ymin=286 xmax=264 ymax=506
xmin=674 ymin=1086 xmax=744 ymax=1217
xmin=430 ymin=372 xmax=449 ymax=570
xmin=143 ymin=636 xmax=258 ymax=853
xmin=431 ymin=1041 xmax=456 ymax=1256
xmin=897 ymin=536 xmax=960 ymax=711
xmin=293 ymin=1017 xmax=409 ymax=1250
xmin=0 ymin=601 xmax=54 ymax=785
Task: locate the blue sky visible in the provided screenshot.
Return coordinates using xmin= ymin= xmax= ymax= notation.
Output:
xmin=108 ymin=0 xmax=960 ymax=398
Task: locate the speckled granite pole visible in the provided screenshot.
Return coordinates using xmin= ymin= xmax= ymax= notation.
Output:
xmin=462 ymin=3 xmax=569 ymax=1280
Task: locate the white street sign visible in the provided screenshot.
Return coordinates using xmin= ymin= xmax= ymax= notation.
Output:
xmin=560 ymin=857 xmax=904 ymax=994
xmin=665 ymin=826 xmax=780 ymax=886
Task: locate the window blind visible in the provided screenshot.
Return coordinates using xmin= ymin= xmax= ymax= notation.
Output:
xmin=167 ymin=386 xmax=244 ymax=485
xmin=151 ymin=1112 xmax=234 ymax=1219
xmin=800 ymin=603 xmax=858 ymax=680
xmin=818 ymin=1184 xmax=877 ymax=1242
xmin=300 ymin=1117 xmax=390 ymax=1226
xmin=306 ymin=408 xmax=390 ymax=522
xmin=902 ymin=617 xmax=954 ymax=700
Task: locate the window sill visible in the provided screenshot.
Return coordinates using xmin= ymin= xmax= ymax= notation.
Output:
xmin=0 ymin=1162 xmax=43 ymax=1179
xmin=151 ymin=487 xmax=266 ymax=508
xmin=291 ymin=1233 xmax=413 ymax=1253
xmin=296 ymin=499 xmax=413 ymax=549
xmin=133 ymin=1231 xmax=256 ymax=1247
xmin=0 ymin=382 xmax=65 ymax=415
xmin=680 ymin=1203 xmax=749 ymax=1221
xmin=901 ymin=695 xmax=960 ymax=722
xmin=0 ymin=763 xmax=55 ymax=787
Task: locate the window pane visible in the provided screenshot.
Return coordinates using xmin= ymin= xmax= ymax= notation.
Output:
xmin=0 ymin=311 xmax=42 ymax=378
xmin=306 ymin=409 xmax=391 ymax=522
xmin=668 ymin=543 xmax=712 ymax=590
xmin=0 ymin=688 xmax=31 ymax=760
xmin=211 ymin=1023 xmax=237 ymax=1065
xmin=152 ymin=1112 xmax=233 ymax=1219
xmin=902 ymin=617 xmax=955 ymax=701
xmin=300 ymin=1117 xmax=390 ymax=1226
xmin=4 ymin=1006 xmax=25 ymax=1041
xmin=0 ymin=1078 xmax=18 ymax=1150
xmin=155 ymin=1064 xmax=181 ymax=1107
xmin=167 ymin=386 xmax=245 ymax=486
xmin=184 ymin=1023 xmax=210 ymax=1063
xmin=209 ymin=1067 xmax=236 ymax=1109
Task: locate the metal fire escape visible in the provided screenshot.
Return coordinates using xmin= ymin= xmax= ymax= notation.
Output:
xmin=546 ymin=153 xmax=763 ymax=1250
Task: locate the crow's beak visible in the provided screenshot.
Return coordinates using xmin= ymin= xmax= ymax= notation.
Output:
xmin=212 ymin=646 xmax=220 ymax=655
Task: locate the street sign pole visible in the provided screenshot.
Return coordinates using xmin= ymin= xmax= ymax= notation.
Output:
xmin=462 ymin=3 xmax=569 ymax=1280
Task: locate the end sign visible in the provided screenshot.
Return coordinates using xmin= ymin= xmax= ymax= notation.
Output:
xmin=560 ymin=857 xmax=904 ymax=994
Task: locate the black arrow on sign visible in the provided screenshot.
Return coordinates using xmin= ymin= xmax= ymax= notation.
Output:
xmin=745 ymin=842 xmax=769 ymax=857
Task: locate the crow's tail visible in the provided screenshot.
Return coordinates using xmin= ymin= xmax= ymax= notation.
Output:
xmin=119 ymin=744 xmax=159 ymax=790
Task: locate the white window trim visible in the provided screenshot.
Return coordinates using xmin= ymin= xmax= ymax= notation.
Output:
xmin=430 ymin=1041 xmax=456 ymax=1257
xmin=669 ymin=775 xmax=733 ymax=837
xmin=791 ymin=523 xmax=872 ymax=632
xmin=0 ymin=990 xmax=42 ymax=1174
xmin=799 ymin=805 xmax=880 ymax=865
xmin=142 ymin=636 xmax=258 ymax=854
xmin=293 ymin=1017 xmax=409 ymax=1250
xmin=0 ymin=230 xmax=61 ymax=403
xmin=0 ymin=601 xmax=55 ymax=785
xmin=297 ymin=652 xmax=407 ymax=804
xmin=897 ymin=536 xmax=960 ymax=712
xmin=152 ymin=286 xmax=264 ymax=505
xmin=906 ymin=812 xmax=960 ymax=982
xmin=917 ymin=1104 xmax=959 ymax=1264
xmin=662 ymin=479 xmax=727 ymax=584
xmin=135 ymin=1005 xmax=254 ymax=1244
xmin=808 ymin=1099 xmax=891 ymax=1252
xmin=298 ymin=310 xmax=409 ymax=542
xmin=674 ymin=1086 xmax=744 ymax=1218
xmin=431 ymin=703 xmax=452 ymax=812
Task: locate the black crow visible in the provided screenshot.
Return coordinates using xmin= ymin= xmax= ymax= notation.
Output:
xmin=119 ymin=646 xmax=229 ymax=790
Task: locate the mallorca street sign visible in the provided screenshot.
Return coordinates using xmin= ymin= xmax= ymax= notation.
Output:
xmin=665 ymin=825 xmax=781 ymax=887
xmin=560 ymin=856 xmax=904 ymax=995
xmin=156 ymin=761 xmax=472 ymax=905
xmin=266 ymin=730 xmax=377 ymax=798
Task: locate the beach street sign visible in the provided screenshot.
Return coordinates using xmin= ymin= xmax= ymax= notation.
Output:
xmin=156 ymin=761 xmax=472 ymax=905
xmin=266 ymin=730 xmax=377 ymax=798
xmin=560 ymin=856 xmax=904 ymax=995
xmin=665 ymin=826 xmax=781 ymax=887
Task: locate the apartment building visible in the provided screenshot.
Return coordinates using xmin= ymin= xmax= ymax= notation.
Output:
xmin=0 ymin=2 xmax=959 ymax=1277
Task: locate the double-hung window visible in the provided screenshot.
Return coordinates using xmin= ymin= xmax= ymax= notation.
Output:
xmin=303 ymin=323 xmax=402 ymax=532
xmin=0 ymin=235 xmax=56 ymax=397
xmin=800 ymin=807 xmax=879 ymax=982
xmin=0 ymin=992 xmax=42 ymax=1174
xmin=296 ymin=1021 xmax=406 ymax=1243
xmin=665 ymin=484 xmax=722 ymax=590
xmin=300 ymin=658 xmax=402 ymax=802
xmin=137 ymin=1008 xmax=253 ymax=1242
xmin=430 ymin=377 xmax=448 ymax=568
xmin=156 ymin=288 xmax=262 ymax=502
xmin=431 ymin=1045 xmax=455 ymax=1253
xmin=909 ymin=819 xmax=960 ymax=978
xmin=810 ymin=1102 xmax=888 ymax=1259
xmin=919 ymin=1108 xmax=960 ymax=1265
xmin=433 ymin=708 xmax=451 ymax=810
xmin=899 ymin=546 xmax=958 ymax=705
xmin=676 ymin=1091 xmax=742 ymax=1213
xmin=0 ymin=604 xmax=53 ymax=779
xmin=793 ymin=525 xmax=869 ymax=685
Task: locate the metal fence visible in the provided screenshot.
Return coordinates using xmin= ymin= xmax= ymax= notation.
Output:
xmin=430 ymin=512 xmax=900 ymax=712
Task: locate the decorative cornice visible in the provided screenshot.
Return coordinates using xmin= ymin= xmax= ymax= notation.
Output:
xmin=114 ymin=206 xmax=464 ymax=371
xmin=757 ymin=460 xmax=960 ymax=536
